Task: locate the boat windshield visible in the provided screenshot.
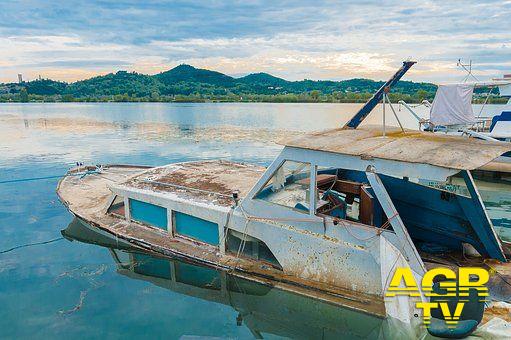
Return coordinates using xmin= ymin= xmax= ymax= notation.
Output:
xmin=107 ymin=195 xmax=125 ymax=217
xmin=254 ymin=160 xmax=311 ymax=213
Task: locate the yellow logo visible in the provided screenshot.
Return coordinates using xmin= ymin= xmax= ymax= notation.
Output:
xmin=385 ymin=267 xmax=489 ymax=327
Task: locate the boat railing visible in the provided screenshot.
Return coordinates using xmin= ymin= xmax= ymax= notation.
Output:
xmin=421 ymin=100 xmax=432 ymax=108
xmin=398 ymin=100 xmax=430 ymax=130
xmin=471 ymin=117 xmax=493 ymax=132
xmin=461 ymin=128 xmax=500 ymax=142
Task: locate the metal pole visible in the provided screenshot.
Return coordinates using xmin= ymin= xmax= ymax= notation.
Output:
xmin=382 ymin=94 xmax=386 ymax=137
xmin=387 ymin=97 xmax=405 ymax=132
xmin=398 ymin=100 xmax=422 ymax=121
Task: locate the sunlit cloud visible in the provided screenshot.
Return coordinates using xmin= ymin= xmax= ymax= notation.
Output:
xmin=0 ymin=0 xmax=510 ymax=83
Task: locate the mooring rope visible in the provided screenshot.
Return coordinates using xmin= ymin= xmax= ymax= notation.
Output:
xmin=0 ymin=168 xmax=101 ymax=185
xmin=0 ymin=174 xmax=67 ymax=184
xmin=0 ymin=167 xmax=102 ymax=254
xmin=0 ymin=237 xmax=64 ymax=254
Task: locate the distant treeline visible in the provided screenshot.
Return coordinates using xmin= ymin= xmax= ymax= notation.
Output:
xmin=0 ymin=64 xmax=507 ymax=104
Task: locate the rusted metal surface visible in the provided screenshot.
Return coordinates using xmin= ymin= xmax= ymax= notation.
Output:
xmin=282 ymin=125 xmax=511 ymax=171
xmin=56 ymin=165 xmax=386 ymax=318
xmin=121 ymin=160 xmax=265 ymax=207
xmin=482 ymin=304 xmax=511 ymax=323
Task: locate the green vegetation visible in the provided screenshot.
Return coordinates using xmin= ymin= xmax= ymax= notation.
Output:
xmin=0 ymin=64 xmax=507 ymax=104
xmin=18 ymin=88 xmax=29 ymax=102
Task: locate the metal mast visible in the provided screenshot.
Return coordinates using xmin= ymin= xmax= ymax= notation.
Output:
xmin=343 ymin=61 xmax=416 ymax=129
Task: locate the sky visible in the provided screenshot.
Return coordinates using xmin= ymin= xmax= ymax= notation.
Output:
xmin=0 ymin=0 xmax=510 ymax=83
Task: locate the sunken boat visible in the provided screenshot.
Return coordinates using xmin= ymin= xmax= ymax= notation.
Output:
xmin=57 ymin=62 xmax=511 ymax=338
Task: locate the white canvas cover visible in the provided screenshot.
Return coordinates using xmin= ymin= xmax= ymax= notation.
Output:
xmin=430 ymin=84 xmax=475 ymax=126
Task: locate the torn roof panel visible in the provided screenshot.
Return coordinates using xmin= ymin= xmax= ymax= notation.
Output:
xmin=282 ymin=125 xmax=511 ymax=171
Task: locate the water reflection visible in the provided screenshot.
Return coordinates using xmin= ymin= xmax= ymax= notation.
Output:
xmin=475 ymin=177 xmax=511 ymax=242
xmin=62 ymin=218 xmax=405 ymax=340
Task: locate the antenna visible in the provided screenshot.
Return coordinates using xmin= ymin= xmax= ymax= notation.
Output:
xmin=457 ymin=59 xmax=479 ymax=82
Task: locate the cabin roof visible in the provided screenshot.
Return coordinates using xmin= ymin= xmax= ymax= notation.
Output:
xmin=282 ymin=125 xmax=511 ymax=171
xmin=118 ymin=160 xmax=266 ymax=207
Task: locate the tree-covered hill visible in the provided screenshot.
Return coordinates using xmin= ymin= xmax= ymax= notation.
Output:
xmin=155 ymin=64 xmax=236 ymax=87
xmin=237 ymin=73 xmax=289 ymax=87
xmin=66 ymin=71 xmax=161 ymax=98
xmin=0 ymin=63 xmax=463 ymax=103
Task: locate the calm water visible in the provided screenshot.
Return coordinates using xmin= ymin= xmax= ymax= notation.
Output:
xmin=0 ymin=102 xmax=508 ymax=339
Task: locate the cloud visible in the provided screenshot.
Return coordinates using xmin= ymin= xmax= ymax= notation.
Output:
xmin=0 ymin=0 xmax=510 ymax=83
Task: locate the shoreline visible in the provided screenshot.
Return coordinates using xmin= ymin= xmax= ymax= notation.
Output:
xmin=0 ymin=99 xmax=507 ymax=104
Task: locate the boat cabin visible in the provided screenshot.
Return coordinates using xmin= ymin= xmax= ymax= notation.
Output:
xmin=261 ymin=126 xmax=509 ymax=258
xmin=105 ymin=125 xmax=510 ymax=276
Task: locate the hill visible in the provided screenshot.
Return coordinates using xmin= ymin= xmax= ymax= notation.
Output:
xmin=0 ymin=64 xmax=450 ymax=103
xmin=66 ymin=71 xmax=161 ymax=98
xmin=155 ymin=64 xmax=235 ymax=87
xmin=238 ymin=73 xmax=289 ymax=87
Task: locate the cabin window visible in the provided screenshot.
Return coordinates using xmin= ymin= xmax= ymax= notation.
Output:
xmin=129 ymin=199 xmax=168 ymax=230
xmin=107 ymin=195 xmax=125 ymax=217
xmin=314 ymin=167 xmax=375 ymax=226
xmin=255 ymin=160 xmax=311 ymax=213
xmin=226 ymin=229 xmax=282 ymax=270
xmin=174 ymin=212 xmax=219 ymax=245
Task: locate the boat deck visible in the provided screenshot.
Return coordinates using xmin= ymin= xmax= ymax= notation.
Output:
xmin=118 ymin=160 xmax=266 ymax=207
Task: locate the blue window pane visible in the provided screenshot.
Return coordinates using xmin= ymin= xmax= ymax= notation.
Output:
xmin=129 ymin=199 xmax=168 ymax=230
xmin=175 ymin=212 xmax=219 ymax=245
